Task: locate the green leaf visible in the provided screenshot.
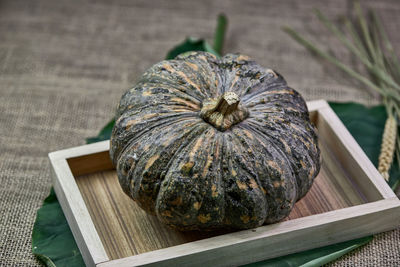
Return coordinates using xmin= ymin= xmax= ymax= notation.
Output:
xmin=330 ymin=103 xmax=386 ymax=162
xmin=32 ymin=188 xmax=85 ymax=267
xmin=166 ymin=14 xmax=227 ymax=60
xmin=330 ymin=102 xmax=400 ymax=189
xmin=245 ymin=235 xmax=373 ymax=267
xmin=86 ymin=119 xmax=115 ymax=144
xmin=213 ymin=14 xmax=228 ymax=55
xmin=165 ymin=37 xmax=220 ymax=60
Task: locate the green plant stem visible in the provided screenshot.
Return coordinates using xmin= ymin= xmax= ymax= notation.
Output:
xmin=314 ymin=9 xmax=368 ymax=67
xmin=283 ymin=1 xmax=400 ymax=198
xmin=344 ymin=18 xmax=369 ymax=59
xmin=371 ymin=10 xmax=400 ymax=83
xmin=314 ymin=8 xmax=400 ymax=101
xmin=370 ymin=16 xmax=385 ymax=70
xmin=282 ymin=26 xmax=387 ymax=96
xmin=354 ymin=4 xmax=400 ymax=93
xmin=214 ymin=14 xmax=228 ymax=55
xmin=355 ymin=2 xmax=378 ymax=66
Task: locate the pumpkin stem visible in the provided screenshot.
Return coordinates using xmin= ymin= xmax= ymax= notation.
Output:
xmin=215 ymin=92 xmax=240 ymax=115
xmin=200 ymin=92 xmax=249 ymax=131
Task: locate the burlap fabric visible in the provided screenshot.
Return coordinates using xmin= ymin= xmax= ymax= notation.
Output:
xmin=0 ymin=0 xmax=399 ymax=266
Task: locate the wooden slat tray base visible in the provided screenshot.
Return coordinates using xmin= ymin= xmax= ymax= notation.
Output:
xmin=50 ymin=100 xmax=400 ymax=267
xmin=75 ymin=135 xmax=365 ymax=260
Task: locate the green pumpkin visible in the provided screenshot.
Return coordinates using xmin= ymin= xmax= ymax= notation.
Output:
xmin=110 ymin=51 xmax=320 ymax=231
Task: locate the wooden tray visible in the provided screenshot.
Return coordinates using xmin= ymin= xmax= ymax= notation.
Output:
xmin=49 ymin=100 xmax=400 ymax=267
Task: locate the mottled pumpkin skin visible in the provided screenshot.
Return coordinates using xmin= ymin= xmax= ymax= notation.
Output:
xmin=110 ymin=51 xmax=321 ymax=231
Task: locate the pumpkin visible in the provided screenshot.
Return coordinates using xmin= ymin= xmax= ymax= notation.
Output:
xmin=110 ymin=51 xmax=321 ymax=231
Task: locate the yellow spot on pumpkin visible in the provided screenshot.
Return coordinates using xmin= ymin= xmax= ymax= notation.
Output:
xmin=290 ymin=123 xmax=303 ymax=134
xmin=142 ymin=91 xmax=152 ymax=96
xmin=208 ymin=53 xmax=217 ymax=59
xmin=229 ymin=75 xmax=240 ymax=90
xmin=127 ymin=156 xmax=135 ymax=166
xmin=161 ymin=210 xmax=173 ymax=218
xmin=171 ymin=108 xmax=191 ymax=112
xmin=236 ymin=55 xmax=250 ymax=61
xmin=170 ymin=97 xmax=199 ymax=110
xmin=162 ymin=136 xmax=174 ymax=147
xmin=286 ymin=107 xmax=298 ymax=112
xmin=145 ymin=154 xmax=159 ymax=170
xmin=121 ymin=167 xmax=127 ymax=176
xmin=249 ymin=179 xmax=258 ymax=189
xmin=125 ymin=119 xmax=139 ymax=130
xmin=240 ymin=215 xmax=250 ymax=224
xmin=162 ymin=63 xmax=174 ymax=72
xmin=181 ymin=162 xmax=194 ymax=174
xmin=300 ymin=160 xmax=307 ymax=169
xmin=242 ymin=130 xmax=254 ymax=140
xmin=309 ymin=167 xmax=315 ymax=179
xmin=193 ymin=202 xmax=201 ymax=210
xmin=267 ymin=160 xmax=279 ymax=170
xmin=261 ymin=187 xmax=267 ymax=194
xmin=190 ymin=137 xmax=203 ymax=162
xmin=143 ymin=144 xmax=150 ymax=151
xmin=198 ymin=214 xmax=211 ymax=223
xmin=177 ymin=70 xmax=201 ymax=90
xmin=142 ymin=113 xmax=158 ymax=120
xmin=130 ymin=179 xmax=135 ymax=190
xmin=198 ymin=55 xmax=208 ymax=62
xmin=263 ymin=89 xmax=292 ymax=95
xmin=236 ymin=180 xmax=247 ymax=190
xmin=280 ymin=138 xmax=291 ymax=154
xmin=202 ymin=154 xmax=213 ymax=177
xmin=211 ymin=184 xmax=218 ymax=197
xmin=186 ymin=62 xmax=199 ymax=71
xmin=271 ymin=116 xmax=285 ymax=122
xmin=162 ymin=63 xmax=201 ymax=91
xmin=170 ymin=196 xmax=182 ymax=206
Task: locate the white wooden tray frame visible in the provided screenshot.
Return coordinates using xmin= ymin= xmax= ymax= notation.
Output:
xmin=49 ymin=100 xmax=400 ymax=267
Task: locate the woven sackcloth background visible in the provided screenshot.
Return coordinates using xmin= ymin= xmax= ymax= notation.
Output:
xmin=1 ymin=0 xmax=399 ymax=266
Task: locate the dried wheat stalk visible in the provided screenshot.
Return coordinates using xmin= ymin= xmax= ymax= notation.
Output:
xmin=378 ymin=116 xmax=397 ymax=181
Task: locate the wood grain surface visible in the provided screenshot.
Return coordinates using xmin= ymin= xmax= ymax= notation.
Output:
xmin=75 ymin=133 xmax=366 ymax=260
